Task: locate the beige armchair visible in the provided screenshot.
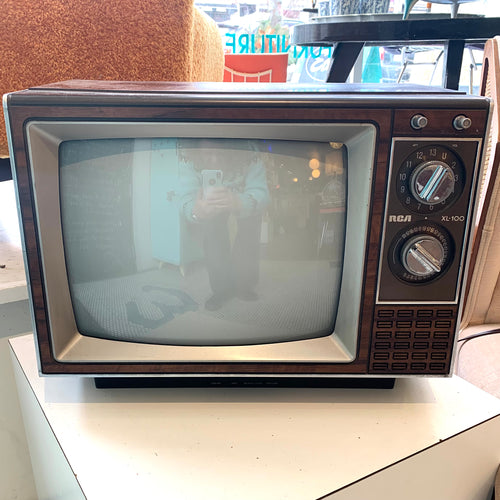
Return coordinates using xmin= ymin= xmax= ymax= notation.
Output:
xmin=0 ymin=0 xmax=224 ymax=157
xmin=458 ymin=37 xmax=500 ymax=398
xmin=463 ymin=36 xmax=500 ymax=327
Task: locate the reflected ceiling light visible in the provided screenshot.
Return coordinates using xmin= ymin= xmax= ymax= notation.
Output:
xmin=309 ymin=158 xmax=320 ymax=169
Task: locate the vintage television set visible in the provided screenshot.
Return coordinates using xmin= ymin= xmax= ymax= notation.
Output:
xmin=3 ymin=80 xmax=490 ymax=387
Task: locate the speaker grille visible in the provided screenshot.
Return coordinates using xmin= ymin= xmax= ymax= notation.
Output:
xmin=368 ymin=306 xmax=457 ymax=374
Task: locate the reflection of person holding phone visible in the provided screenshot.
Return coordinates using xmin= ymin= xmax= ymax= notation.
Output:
xmin=179 ymin=138 xmax=269 ymax=311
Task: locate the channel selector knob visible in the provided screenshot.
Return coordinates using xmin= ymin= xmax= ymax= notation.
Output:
xmin=410 ymin=161 xmax=455 ymax=206
xmin=396 ymin=145 xmax=464 ymax=214
xmin=401 ymin=235 xmax=445 ymax=278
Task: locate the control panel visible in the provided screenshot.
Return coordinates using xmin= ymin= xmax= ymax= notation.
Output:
xmin=378 ymin=134 xmax=481 ymax=303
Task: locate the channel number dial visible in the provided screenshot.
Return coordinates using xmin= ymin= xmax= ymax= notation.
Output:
xmin=389 ymin=223 xmax=453 ymax=283
xmin=397 ymin=145 xmax=464 ymax=213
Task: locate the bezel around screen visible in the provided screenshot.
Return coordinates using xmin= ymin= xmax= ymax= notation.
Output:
xmin=25 ymin=120 xmax=376 ymax=367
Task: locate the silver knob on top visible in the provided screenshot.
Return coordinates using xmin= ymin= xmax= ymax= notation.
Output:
xmin=453 ymin=115 xmax=472 ymax=130
xmin=410 ymin=114 xmax=428 ymax=130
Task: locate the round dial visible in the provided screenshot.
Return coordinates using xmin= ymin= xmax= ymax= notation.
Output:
xmin=410 ymin=161 xmax=455 ymax=206
xmin=396 ymin=145 xmax=464 ymax=214
xmin=401 ymin=235 xmax=445 ymax=278
xmin=388 ymin=223 xmax=453 ymax=283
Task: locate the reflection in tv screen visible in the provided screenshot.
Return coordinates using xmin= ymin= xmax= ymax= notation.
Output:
xmin=59 ymin=137 xmax=346 ymax=346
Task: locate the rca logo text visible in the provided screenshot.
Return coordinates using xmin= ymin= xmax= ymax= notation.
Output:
xmin=389 ymin=215 xmax=412 ymax=223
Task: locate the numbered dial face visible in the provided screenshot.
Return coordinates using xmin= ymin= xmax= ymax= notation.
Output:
xmin=397 ymin=145 xmax=465 ymax=213
xmin=389 ymin=223 xmax=453 ymax=283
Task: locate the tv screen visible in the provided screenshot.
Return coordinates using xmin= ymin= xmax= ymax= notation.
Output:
xmin=59 ymin=137 xmax=346 ymax=346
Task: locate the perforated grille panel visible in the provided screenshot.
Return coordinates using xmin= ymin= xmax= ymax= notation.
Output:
xmin=368 ymin=306 xmax=457 ymax=375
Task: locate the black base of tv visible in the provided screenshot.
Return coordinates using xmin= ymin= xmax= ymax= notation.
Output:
xmin=0 ymin=158 xmax=12 ymax=182
xmin=94 ymin=377 xmax=396 ymax=389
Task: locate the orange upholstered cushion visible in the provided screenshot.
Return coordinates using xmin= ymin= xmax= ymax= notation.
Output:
xmin=1 ymin=0 xmax=224 ymax=157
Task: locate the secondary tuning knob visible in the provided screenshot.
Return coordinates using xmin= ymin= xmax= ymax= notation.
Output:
xmin=388 ymin=223 xmax=453 ymax=283
xmin=401 ymin=235 xmax=445 ymax=279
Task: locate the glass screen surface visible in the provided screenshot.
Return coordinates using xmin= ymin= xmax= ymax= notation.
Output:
xmin=59 ymin=137 xmax=346 ymax=346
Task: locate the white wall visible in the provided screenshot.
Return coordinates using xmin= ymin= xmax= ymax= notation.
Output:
xmin=0 ymin=289 xmax=37 ymax=500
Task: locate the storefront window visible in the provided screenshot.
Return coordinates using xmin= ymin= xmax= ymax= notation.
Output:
xmin=194 ymin=0 xmax=500 ymax=91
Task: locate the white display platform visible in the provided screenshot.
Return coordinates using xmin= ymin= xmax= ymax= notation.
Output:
xmin=9 ymin=334 xmax=500 ymax=500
